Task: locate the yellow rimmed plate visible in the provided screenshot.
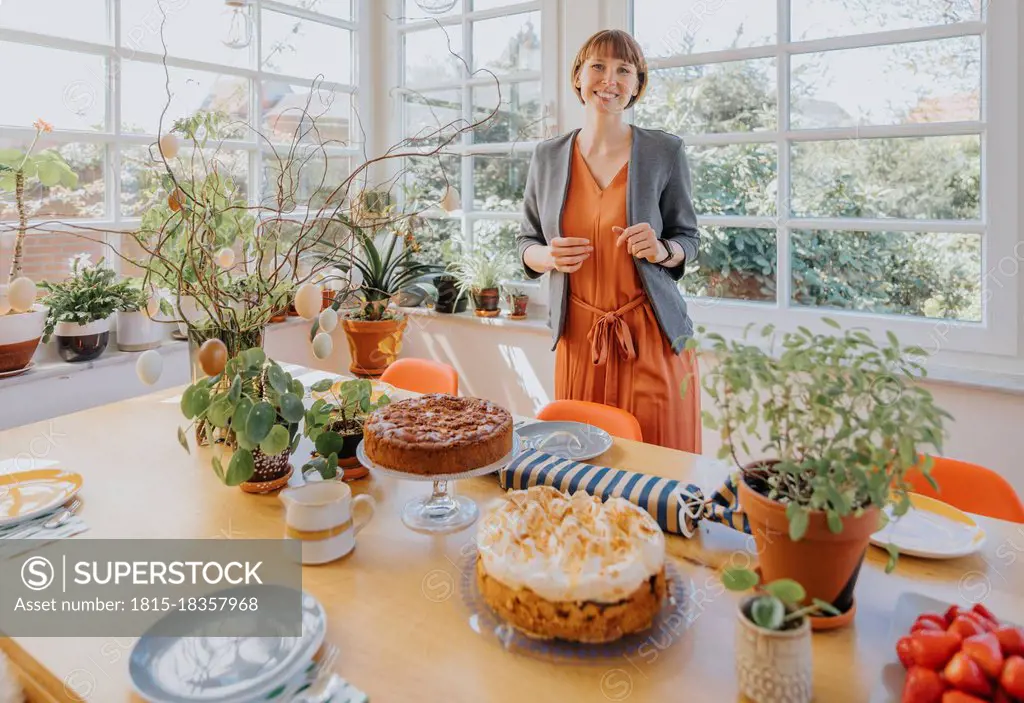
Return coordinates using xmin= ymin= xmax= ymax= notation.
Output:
xmin=870 ymin=492 xmax=986 ymax=559
xmin=0 ymin=469 xmax=83 ymax=527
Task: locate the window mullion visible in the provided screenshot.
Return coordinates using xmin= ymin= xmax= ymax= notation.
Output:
xmin=775 ymin=0 xmax=792 ymax=313
xmin=462 ymin=15 xmax=474 ymax=251
xmin=109 ymin=0 xmax=122 ymax=255
xmin=253 ymin=0 xmax=264 ymax=210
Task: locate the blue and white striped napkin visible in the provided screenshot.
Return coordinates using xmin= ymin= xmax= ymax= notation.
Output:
xmin=0 ymin=512 xmax=89 ymax=560
xmin=498 ymin=449 xmax=750 ymax=537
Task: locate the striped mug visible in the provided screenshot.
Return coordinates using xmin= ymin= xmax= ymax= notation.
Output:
xmin=280 ymin=481 xmax=375 ymax=564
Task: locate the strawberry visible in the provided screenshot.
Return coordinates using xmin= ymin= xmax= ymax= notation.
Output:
xmin=962 ymin=611 xmax=996 ymax=633
xmin=992 ymin=689 xmax=1014 ymax=703
xmin=971 ymin=603 xmax=999 ymax=626
xmin=902 ymin=666 xmax=946 ymax=703
xmin=910 ymin=631 xmax=964 ymax=671
xmin=962 ymin=632 xmax=1004 ymax=679
xmin=1001 ymin=655 xmax=1024 ymax=700
xmin=941 ymin=692 xmax=989 ymax=703
xmin=897 ymin=637 xmax=916 ymax=669
xmin=945 ymin=605 xmax=963 ymax=626
xmin=913 ymin=619 xmax=946 ymax=634
xmin=949 ymin=616 xmax=986 ymax=641
xmin=943 ymin=652 xmax=993 ymax=698
xmin=995 ymin=626 xmax=1024 ymax=658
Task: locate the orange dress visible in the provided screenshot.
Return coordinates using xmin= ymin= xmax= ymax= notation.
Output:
xmin=555 ymin=141 xmax=702 ymax=453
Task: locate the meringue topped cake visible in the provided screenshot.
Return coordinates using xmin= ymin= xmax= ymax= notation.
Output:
xmin=475 ymin=485 xmax=667 ymax=643
xmin=363 ymin=394 xmax=513 ymax=475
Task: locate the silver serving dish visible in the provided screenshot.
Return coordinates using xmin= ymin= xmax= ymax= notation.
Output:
xmin=514 ymin=420 xmax=613 ymax=462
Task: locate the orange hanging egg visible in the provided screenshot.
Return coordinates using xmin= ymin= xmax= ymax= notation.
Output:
xmin=168 ymin=188 xmax=185 ymax=212
xmin=197 ymin=338 xmax=228 ymax=377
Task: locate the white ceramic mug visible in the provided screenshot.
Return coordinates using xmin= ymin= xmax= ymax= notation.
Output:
xmin=280 ymin=481 xmax=375 ymax=565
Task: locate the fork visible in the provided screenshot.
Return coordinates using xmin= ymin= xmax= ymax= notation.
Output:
xmin=43 ymin=498 xmax=82 ymax=529
xmin=295 ymin=644 xmax=340 ymax=703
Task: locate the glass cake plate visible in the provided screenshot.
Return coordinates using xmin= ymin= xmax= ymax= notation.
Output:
xmin=355 ymin=434 xmax=520 ymax=534
xmin=459 ymin=546 xmax=690 ymax=663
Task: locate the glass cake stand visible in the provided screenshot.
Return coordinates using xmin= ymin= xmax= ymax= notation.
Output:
xmin=355 ymin=434 xmax=520 ymax=534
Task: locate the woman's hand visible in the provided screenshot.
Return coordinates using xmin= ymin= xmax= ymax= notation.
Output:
xmin=614 ymin=224 xmax=667 ymax=263
xmin=535 ymin=237 xmax=593 ymax=274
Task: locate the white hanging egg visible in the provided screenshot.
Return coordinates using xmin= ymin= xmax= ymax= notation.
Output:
xmin=8 ymin=277 xmax=37 ymax=313
xmin=440 ymin=185 xmax=461 ymax=213
xmin=0 ymin=291 xmax=10 ymax=316
xmin=136 ymin=349 xmax=164 ymax=386
xmin=159 ymin=133 xmax=179 ymax=159
xmin=346 ymin=265 xmax=363 ymax=291
xmin=311 ymin=332 xmax=333 ymax=359
xmin=294 ymin=283 xmax=322 ymax=321
xmin=215 ymin=247 xmax=236 ymax=269
xmin=318 ymin=308 xmax=338 ymax=334
xmin=146 ymin=288 xmax=162 ymax=317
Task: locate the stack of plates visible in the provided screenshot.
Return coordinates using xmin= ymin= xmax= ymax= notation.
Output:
xmin=0 ymin=469 xmax=83 ymax=529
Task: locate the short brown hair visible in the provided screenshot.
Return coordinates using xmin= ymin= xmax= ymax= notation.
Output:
xmin=571 ymin=30 xmax=649 ymax=109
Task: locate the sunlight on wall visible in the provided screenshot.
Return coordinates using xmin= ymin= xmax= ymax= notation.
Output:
xmin=497 ymin=343 xmax=550 ymax=411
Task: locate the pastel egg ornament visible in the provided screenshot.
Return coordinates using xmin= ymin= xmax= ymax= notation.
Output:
xmin=197 ymin=338 xmax=229 ymax=377
xmin=146 ymin=289 xmax=162 ymax=318
xmin=159 ymin=133 xmax=179 ymax=159
xmin=318 ymin=308 xmax=338 ymax=334
xmin=293 ymin=283 xmax=322 ymax=321
xmin=215 ymin=247 xmax=236 ymax=269
xmin=136 ymin=349 xmax=164 ymax=386
xmin=8 ymin=277 xmax=38 ymax=313
xmin=311 ymin=332 xmax=333 ymax=360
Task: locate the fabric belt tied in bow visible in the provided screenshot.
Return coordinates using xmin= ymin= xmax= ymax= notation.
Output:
xmin=570 ymin=292 xmax=647 ymax=367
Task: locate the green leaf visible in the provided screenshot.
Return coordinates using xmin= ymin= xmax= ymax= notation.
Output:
xmin=207 ymin=399 xmax=233 ymax=429
xmin=267 ymin=364 xmax=289 ymax=394
xmin=788 ymin=507 xmax=810 ymax=542
xmin=322 ymin=453 xmax=339 ymax=479
xmin=211 ymin=456 xmax=226 ymax=481
xmin=884 ymin=543 xmax=899 ymax=574
xmin=36 ymin=161 xmax=62 ymax=187
xmin=750 ymin=596 xmax=785 ymax=630
xmin=225 ymin=449 xmax=255 ymax=486
xmin=812 ymin=598 xmax=841 ymax=616
xmin=826 ymin=510 xmax=843 ymax=535
xmin=822 ymin=317 xmax=841 ymax=329
xmin=232 ymin=396 xmax=253 ymax=432
xmin=228 ymin=375 xmax=242 ymax=403
xmin=180 ymin=386 xmax=198 ymax=419
xmin=721 ymin=567 xmax=759 ymax=592
xmin=279 ymin=393 xmax=305 ymax=423
xmin=290 ymin=379 xmax=304 ymax=396
xmin=192 ymin=387 xmax=211 ymax=417
xmin=315 ymin=431 xmax=346 ymax=457
xmin=259 ymin=425 xmax=290 ymax=456
xmin=764 ymin=579 xmax=806 ymax=606
xmin=176 ymin=425 xmax=190 ymax=453
xmin=245 ymin=401 xmax=275 ymax=443
xmin=310 ymin=378 xmax=334 ymax=393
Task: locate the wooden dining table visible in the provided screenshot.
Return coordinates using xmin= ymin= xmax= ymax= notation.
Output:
xmin=1 ymin=366 xmax=1022 ymax=703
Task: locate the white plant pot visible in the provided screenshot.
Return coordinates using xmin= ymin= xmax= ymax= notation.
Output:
xmin=54 ymin=317 xmax=112 ymax=363
xmin=116 ymin=310 xmax=160 ymax=352
xmin=735 ymin=598 xmax=813 ymax=703
xmin=0 ymin=304 xmax=47 ymax=373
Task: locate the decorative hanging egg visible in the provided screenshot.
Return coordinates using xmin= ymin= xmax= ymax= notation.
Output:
xmin=215 ymin=247 xmax=236 ymax=269
xmin=440 ymin=185 xmax=461 ymax=213
xmin=311 ymin=332 xmax=333 ymax=360
xmin=318 ymin=308 xmax=338 ymax=334
xmin=136 ymin=349 xmax=164 ymax=386
xmin=197 ymin=338 xmax=228 ymax=377
xmin=8 ymin=277 xmax=37 ymax=313
xmin=293 ymin=283 xmax=322 ymax=321
xmin=146 ymin=289 xmax=162 ymax=318
xmin=159 ymin=133 xmax=179 ymax=159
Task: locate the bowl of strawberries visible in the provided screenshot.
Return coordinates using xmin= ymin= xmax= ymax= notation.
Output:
xmin=892 ymin=596 xmax=1024 ymax=702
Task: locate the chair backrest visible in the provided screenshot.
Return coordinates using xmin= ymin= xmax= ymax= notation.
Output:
xmin=380 ymin=358 xmax=459 ymax=396
xmin=536 ymin=400 xmax=643 ymax=442
xmin=907 ymin=455 xmax=1024 ymax=524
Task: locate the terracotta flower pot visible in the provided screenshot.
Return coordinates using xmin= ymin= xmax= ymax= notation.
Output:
xmin=472 ymin=287 xmax=500 ymax=317
xmin=507 ymin=294 xmax=529 ymax=320
xmin=735 ymin=597 xmax=812 ymax=703
xmin=738 ymin=469 xmax=879 ymax=623
xmin=0 ymin=305 xmax=46 ymax=373
xmin=341 ymin=316 xmax=407 ymax=377
xmin=321 ymin=289 xmax=336 ymax=311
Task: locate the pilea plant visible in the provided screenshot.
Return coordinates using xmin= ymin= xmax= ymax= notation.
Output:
xmin=302 ymin=378 xmax=391 ymax=479
xmin=722 ymin=568 xmax=839 ymax=631
xmin=178 ymin=348 xmax=305 ymax=486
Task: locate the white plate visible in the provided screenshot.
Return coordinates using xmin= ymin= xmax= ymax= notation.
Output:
xmin=0 ymin=469 xmax=83 ymax=527
xmin=129 ymin=587 xmax=327 ymax=703
xmin=870 ymin=492 xmax=986 ymax=559
xmin=514 ymin=421 xmax=613 ymax=462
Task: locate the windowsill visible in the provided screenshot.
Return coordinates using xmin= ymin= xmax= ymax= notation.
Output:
xmin=396 ymin=305 xmax=551 ymax=334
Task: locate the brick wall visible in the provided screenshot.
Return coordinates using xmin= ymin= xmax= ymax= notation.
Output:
xmin=1 ymin=231 xmax=114 ymax=286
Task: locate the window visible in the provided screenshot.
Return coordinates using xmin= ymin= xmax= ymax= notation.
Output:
xmin=631 ymin=0 xmax=1017 ymax=355
xmin=396 ymin=0 xmax=549 ymax=277
xmin=0 ymin=0 xmax=363 ymax=283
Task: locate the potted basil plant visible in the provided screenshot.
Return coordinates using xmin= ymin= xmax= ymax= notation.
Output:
xmin=302 ymin=378 xmax=391 ymax=481
xmin=688 ymin=320 xmax=949 ymax=626
xmin=178 ymin=347 xmax=305 ymax=493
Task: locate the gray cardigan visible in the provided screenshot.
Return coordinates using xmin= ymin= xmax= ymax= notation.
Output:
xmin=516 ymin=125 xmax=700 ymax=353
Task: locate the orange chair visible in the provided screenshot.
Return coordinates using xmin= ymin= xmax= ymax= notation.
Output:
xmin=907 ymin=456 xmax=1024 ymax=523
xmin=380 ymin=358 xmax=459 ymax=396
xmin=536 ymin=400 xmax=643 ymax=442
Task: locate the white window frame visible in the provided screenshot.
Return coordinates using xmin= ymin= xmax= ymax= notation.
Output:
xmin=0 ymin=0 xmax=371 ymax=243
xmin=594 ymin=0 xmax=1020 ymax=358
xmin=388 ymin=0 xmax=557 ymax=296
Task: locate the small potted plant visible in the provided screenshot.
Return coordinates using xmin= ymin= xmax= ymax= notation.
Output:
xmin=116 ymin=280 xmax=161 ymax=351
xmin=302 ymin=378 xmax=391 ymax=481
xmin=0 ymin=118 xmax=75 ymax=373
xmin=178 ymin=347 xmax=305 ymax=493
xmin=40 ymin=255 xmax=133 ymax=363
xmin=447 ymin=249 xmax=515 ymax=318
xmin=723 ymin=567 xmax=838 ymax=703
xmin=502 ymin=283 xmax=530 ymax=320
xmin=690 ymin=320 xmax=949 ymax=626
